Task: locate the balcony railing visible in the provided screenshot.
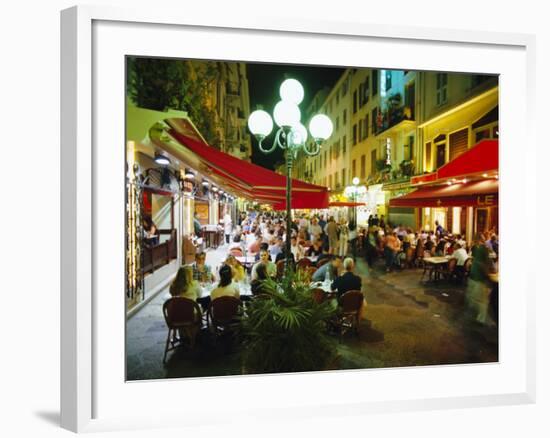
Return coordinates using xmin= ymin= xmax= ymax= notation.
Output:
xmin=375 ymin=106 xmax=414 ymax=136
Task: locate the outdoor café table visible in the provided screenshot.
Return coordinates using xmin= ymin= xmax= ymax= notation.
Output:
xmin=235 ymin=256 xmax=256 ymax=269
xmin=422 ymin=256 xmax=451 ymax=282
xmin=198 ymin=281 xmax=252 ymax=299
xmin=310 ymin=280 xmax=337 ymax=299
xmin=306 ymin=255 xmax=319 ymax=264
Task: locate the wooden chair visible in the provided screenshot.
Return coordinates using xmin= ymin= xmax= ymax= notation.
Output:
xmin=300 ymin=266 xmax=317 ymax=283
xmin=296 ymin=257 xmax=312 ymax=270
xmin=162 ymin=297 xmax=202 ymax=363
xmin=311 ymin=288 xmax=326 ymax=304
xmin=462 ymin=257 xmax=473 ymax=283
xmin=276 ymin=259 xmax=286 ymax=278
xmin=206 ymin=296 xmax=242 ymax=338
xmin=444 ymin=257 xmax=458 ymax=282
xmin=404 ymin=247 xmax=415 ymax=268
xmin=335 ymin=290 xmax=364 ymax=336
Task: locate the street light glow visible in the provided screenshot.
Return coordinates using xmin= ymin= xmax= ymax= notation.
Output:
xmin=248 ymin=109 xmax=273 ymax=137
xmin=309 ymin=114 xmax=333 ymax=141
xmin=280 ymin=78 xmax=304 ymax=105
xmin=273 ymin=100 xmax=301 ymax=128
xmin=290 ymin=122 xmax=308 ymax=146
xmin=352 ymin=177 xmax=360 ymax=185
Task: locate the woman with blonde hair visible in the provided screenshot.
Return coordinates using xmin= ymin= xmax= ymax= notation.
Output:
xmin=224 ymin=254 xmax=246 ymax=282
xmin=169 ymin=266 xmax=201 ymax=301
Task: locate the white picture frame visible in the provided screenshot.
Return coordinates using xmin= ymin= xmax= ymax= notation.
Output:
xmin=61 ymin=5 xmax=536 ymax=433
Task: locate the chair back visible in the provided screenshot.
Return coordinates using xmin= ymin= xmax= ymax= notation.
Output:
xmin=311 ymin=288 xmax=326 ymax=304
xmin=447 ymin=257 xmax=457 ymax=272
xmin=301 ymin=266 xmax=317 ymax=283
xmin=405 ymin=247 xmax=415 ymax=263
xmin=276 ymin=259 xmax=286 ymax=278
xmin=163 ymin=297 xmax=201 ymax=327
xmin=464 ymin=257 xmax=473 ymax=273
xmin=209 ymin=296 xmax=241 ymax=324
xmin=340 ymin=290 xmax=364 ymax=314
xmin=296 ymin=257 xmax=312 ymax=269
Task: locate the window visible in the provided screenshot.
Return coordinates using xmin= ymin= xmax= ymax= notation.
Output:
xmin=425 ymin=142 xmax=432 ymax=171
xmin=353 ymin=124 xmax=357 ymax=145
xmin=329 ymin=174 xmax=333 ymax=189
xmin=372 ymin=70 xmax=379 ymax=97
xmin=358 ymin=121 xmax=362 ymax=141
xmin=436 ymin=73 xmax=448 ymax=105
xmin=353 ymin=90 xmax=357 ymax=113
xmin=435 ymin=141 xmax=446 ymax=168
xmin=405 ymin=81 xmax=415 ymax=119
xmin=385 ymin=70 xmax=392 ymax=91
xmin=352 ymin=159 xmax=356 ymax=179
xmin=362 ymin=116 xmax=369 ymax=140
xmin=342 ymin=169 xmax=346 ymax=187
xmin=471 ymin=75 xmax=491 ymax=89
xmin=335 ymin=140 xmax=340 ymax=158
xmin=360 ymin=155 xmax=366 ymax=179
xmin=371 ymin=107 xmax=379 ymax=134
xmin=342 ymin=136 xmax=346 ymax=154
xmin=371 ymin=150 xmax=377 ymax=175
xmin=359 ymin=83 xmax=364 ymax=107
xmin=336 ymin=92 xmax=339 ymax=105
xmin=363 ymin=77 xmax=370 ymax=106
xmin=336 ymin=116 xmax=339 ymax=131
xmin=334 ymin=172 xmax=339 ymax=188
xmin=343 ymin=109 xmax=347 ymax=125
xmin=324 ymin=150 xmax=327 ymax=168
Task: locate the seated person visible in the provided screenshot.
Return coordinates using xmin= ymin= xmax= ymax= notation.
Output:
xmin=312 ymin=256 xmax=342 ymax=282
xmin=224 ymin=255 xmax=246 ymax=282
xmin=290 ymin=235 xmax=305 ymax=261
xmin=268 ymin=237 xmax=283 ymax=260
xmin=251 ymin=249 xmax=277 ymax=280
xmin=275 ymin=247 xmax=296 ymax=264
xmin=315 ymin=244 xmax=332 ymax=266
xmin=192 ymin=252 xmax=214 ymax=283
xmin=251 ymin=263 xmax=270 ymax=296
xmin=169 ymin=266 xmax=201 ymax=301
xmin=451 ymin=242 xmax=469 ymax=277
xmin=306 ymin=239 xmax=323 ymax=257
xmin=211 ymin=264 xmax=240 ymax=300
xmin=248 ymin=234 xmax=263 ymax=255
xmin=331 ymin=257 xmax=362 ymax=298
xmin=254 ymin=242 xmax=271 ymax=262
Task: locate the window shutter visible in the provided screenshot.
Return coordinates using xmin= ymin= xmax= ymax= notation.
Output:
xmin=449 ymin=128 xmax=468 ymax=161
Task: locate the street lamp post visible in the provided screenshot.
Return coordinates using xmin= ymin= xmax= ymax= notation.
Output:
xmin=248 ymin=78 xmax=333 ymax=272
xmin=345 ymin=177 xmax=367 ymax=226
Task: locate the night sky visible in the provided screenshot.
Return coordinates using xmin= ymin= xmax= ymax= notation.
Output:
xmin=246 ymin=62 xmax=345 ymax=169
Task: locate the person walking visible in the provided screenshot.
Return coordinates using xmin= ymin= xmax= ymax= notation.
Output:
xmin=337 ymin=218 xmax=349 ymax=257
xmin=325 ymin=216 xmax=339 ymax=255
xmin=223 ymin=211 xmax=233 ymax=245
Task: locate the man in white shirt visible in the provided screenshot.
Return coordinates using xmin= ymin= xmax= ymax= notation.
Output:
xmin=290 ymin=235 xmax=305 ymax=261
xmin=308 ymin=218 xmax=323 ymax=241
xmin=452 ymin=244 xmax=469 ymax=266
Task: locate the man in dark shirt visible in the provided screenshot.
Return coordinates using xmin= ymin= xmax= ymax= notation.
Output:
xmin=331 ymin=257 xmax=362 ymax=298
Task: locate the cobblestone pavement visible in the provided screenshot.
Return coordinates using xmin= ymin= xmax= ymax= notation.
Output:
xmin=126 ymin=247 xmax=498 ymax=381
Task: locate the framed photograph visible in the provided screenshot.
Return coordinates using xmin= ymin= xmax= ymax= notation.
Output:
xmin=61 ymin=5 xmax=536 ymax=433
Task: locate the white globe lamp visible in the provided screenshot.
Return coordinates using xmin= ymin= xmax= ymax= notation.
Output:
xmin=279 ymin=78 xmax=304 ymax=105
xmin=248 ymin=109 xmax=273 ymax=138
xmin=273 ymin=100 xmax=301 ymax=128
xmin=309 ymin=114 xmax=333 ymax=142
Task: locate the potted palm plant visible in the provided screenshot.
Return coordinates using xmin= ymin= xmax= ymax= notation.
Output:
xmin=241 ymin=271 xmax=338 ymax=374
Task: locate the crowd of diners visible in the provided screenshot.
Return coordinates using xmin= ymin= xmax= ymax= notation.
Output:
xmin=169 ymin=210 xmax=499 ymax=327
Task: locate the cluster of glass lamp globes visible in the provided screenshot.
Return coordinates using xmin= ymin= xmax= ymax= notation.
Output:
xmin=247 ymin=79 xmax=334 ymax=156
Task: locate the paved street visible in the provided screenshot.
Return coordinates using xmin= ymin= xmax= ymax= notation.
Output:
xmin=126 ymin=245 xmax=498 ymax=381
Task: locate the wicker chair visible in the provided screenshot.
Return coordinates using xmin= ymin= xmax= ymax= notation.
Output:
xmin=311 ymin=288 xmax=326 ymax=304
xmin=296 ymin=257 xmax=313 ymax=270
xmin=206 ymin=296 xmax=242 ymax=338
xmin=334 ymin=290 xmax=364 ymax=336
xmin=162 ymin=297 xmax=202 ymax=363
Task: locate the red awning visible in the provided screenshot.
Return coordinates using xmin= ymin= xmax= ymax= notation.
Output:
xmin=166 ymin=127 xmax=329 ymax=210
xmin=437 ymin=139 xmax=498 ymax=180
xmin=411 ymin=139 xmax=498 ymax=186
xmin=328 ymin=201 xmax=365 ymax=207
xmin=390 ymin=179 xmax=498 ymax=208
